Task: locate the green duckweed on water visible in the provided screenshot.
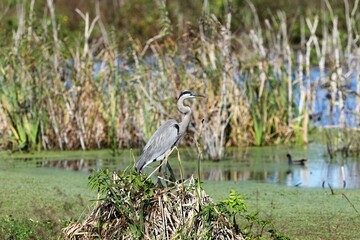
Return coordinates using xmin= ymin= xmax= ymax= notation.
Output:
xmin=203 ymin=181 xmax=360 ymax=240
xmin=0 ymin=149 xmax=360 ymax=239
xmin=0 ymin=166 xmax=94 ymax=239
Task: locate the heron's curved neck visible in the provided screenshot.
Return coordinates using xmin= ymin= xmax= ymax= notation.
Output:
xmin=177 ymin=97 xmax=192 ymax=135
xmin=177 ymin=99 xmax=191 ymax=115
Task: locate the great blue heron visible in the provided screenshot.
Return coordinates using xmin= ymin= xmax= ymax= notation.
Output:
xmin=286 ymin=153 xmax=307 ymax=165
xmin=135 ymin=90 xmax=204 ymax=186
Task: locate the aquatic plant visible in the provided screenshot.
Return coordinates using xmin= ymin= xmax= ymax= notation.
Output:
xmin=198 ymin=1 xmax=233 ymax=160
xmin=63 ymin=168 xmax=245 ymax=239
xmin=63 ymin=166 xmax=289 ymax=239
xmin=245 ymin=65 xmax=290 ymax=146
xmin=0 ymin=0 xmax=359 ymax=157
xmin=0 ymin=215 xmax=67 ymax=240
xmin=0 ymin=57 xmax=42 ymax=151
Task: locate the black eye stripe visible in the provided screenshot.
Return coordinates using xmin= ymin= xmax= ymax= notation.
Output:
xmin=178 ymin=90 xmax=192 ymax=99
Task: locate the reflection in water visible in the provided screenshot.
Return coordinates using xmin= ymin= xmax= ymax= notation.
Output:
xmin=27 ymin=147 xmax=360 ymax=189
xmin=37 ymin=159 xmax=97 ymax=173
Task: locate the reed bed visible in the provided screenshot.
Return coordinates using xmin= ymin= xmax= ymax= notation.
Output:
xmin=0 ymin=0 xmax=359 ymax=158
xmin=63 ymin=170 xmax=245 ymax=239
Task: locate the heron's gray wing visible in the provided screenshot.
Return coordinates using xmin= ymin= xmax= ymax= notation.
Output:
xmin=136 ymin=119 xmax=180 ymax=172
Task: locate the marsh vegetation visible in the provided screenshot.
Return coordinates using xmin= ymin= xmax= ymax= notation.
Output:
xmin=1 ymin=0 xmax=360 ymax=239
xmin=1 ymin=146 xmax=359 ymax=239
xmin=0 ymin=0 xmax=359 ymax=157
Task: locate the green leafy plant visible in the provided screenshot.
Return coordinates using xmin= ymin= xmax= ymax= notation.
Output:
xmin=214 ymin=189 xmax=289 ymax=239
xmin=0 ymin=216 xmax=35 ymax=240
xmin=0 ymin=81 xmax=40 ymax=151
xmin=66 ymin=167 xmax=248 ymax=239
xmin=0 ymin=216 xmax=63 ymax=240
xmin=246 ymin=66 xmax=290 ymax=146
xmin=87 ymin=167 xmax=155 ymax=238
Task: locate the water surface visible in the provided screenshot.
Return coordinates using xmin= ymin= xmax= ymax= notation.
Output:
xmin=1 ymin=144 xmax=359 ymax=189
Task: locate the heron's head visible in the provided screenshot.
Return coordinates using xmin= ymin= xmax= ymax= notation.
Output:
xmin=177 ymin=90 xmax=205 ymax=101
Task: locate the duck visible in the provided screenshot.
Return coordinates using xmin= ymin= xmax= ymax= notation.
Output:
xmin=287 ymin=153 xmax=307 ymax=165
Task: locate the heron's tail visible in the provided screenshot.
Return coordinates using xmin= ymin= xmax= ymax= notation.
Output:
xmin=135 ymin=156 xmax=147 ymax=173
xmin=135 ymin=162 xmax=142 ymax=173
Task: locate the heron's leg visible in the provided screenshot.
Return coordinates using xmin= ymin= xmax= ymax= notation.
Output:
xmin=157 ymin=177 xmax=164 ymax=188
xmin=166 ymin=162 xmax=176 ymax=182
xmin=162 ymin=146 xmax=178 ymax=183
xmin=156 ymin=161 xmax=165 ymax=188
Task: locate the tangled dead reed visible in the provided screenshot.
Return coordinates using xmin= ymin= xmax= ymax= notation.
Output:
xmin=1 ymin=0 xmax=360 ymax=159
xmin=63 ymin=170 xmax=244 ymax=239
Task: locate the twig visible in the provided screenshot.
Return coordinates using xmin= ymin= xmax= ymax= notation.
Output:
xmin=140 ymin=0 xmax=170 ymax=57
xmin=195 ymin=119 xmax=205 ymax=182
xmin=27 ymin=0 xmax=35 ymax=41
xmin=327 ymin=182 xmax=335 ymax=195
xmin=342 ymin=193 xmax=360 ymax=215
xmin=75 ymin=8 xmax=99 ymax=58
xmin=95 ymin=0 xmax=110 ymax=47
xmin=13 ymin=2 xmax=25 ymax=55
xmin=46 ymin=0 xmax=60 ymax=78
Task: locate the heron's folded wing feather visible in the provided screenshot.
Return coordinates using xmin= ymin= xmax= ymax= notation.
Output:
xmin=136 ymin=119 xmax=179 ymax=171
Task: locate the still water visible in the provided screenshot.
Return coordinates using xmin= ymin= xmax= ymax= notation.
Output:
xmin=1 ymin=143 xmax=359 ymax=189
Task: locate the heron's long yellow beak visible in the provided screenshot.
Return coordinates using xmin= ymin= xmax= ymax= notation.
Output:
xmin=194 ymin=93 xmax=205 ymax=98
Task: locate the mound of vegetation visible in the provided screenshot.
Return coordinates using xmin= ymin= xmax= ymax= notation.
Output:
xmin=63 ymin=168 xmax=287 ymax=239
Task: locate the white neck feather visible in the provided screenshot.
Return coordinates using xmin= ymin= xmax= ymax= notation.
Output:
xmin=177 ymin=95 xmax=192 ymax=135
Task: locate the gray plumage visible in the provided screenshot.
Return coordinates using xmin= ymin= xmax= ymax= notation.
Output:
xmin=136 ymin=119 xmax=180 ymax=171
xmin=136 ymin=90 xmax=203 ymax=174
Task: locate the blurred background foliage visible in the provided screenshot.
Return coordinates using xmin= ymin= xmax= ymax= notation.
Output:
xmin=0 ymin=0 xmax=358 ymax=154
xmin=0 ymin=0 xmax=356 ymax=48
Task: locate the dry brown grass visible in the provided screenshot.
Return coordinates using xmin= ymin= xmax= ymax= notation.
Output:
xmin=63 ymin=176 xmax=244 ymax=240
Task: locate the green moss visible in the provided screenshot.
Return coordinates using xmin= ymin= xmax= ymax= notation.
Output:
xmin=0 ymin=167 xmax=94 ymax=219
xmin=203 ymin=181 xmax=360 ymax=240
xmin=1 ymin=148 xmax=360 ymax=239
xmin=0 ymin=159 xmax=96 ymax=239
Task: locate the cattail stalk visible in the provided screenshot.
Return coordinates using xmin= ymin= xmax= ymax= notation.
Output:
xmin=46 ymin=0 xmax=60 ymax=79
